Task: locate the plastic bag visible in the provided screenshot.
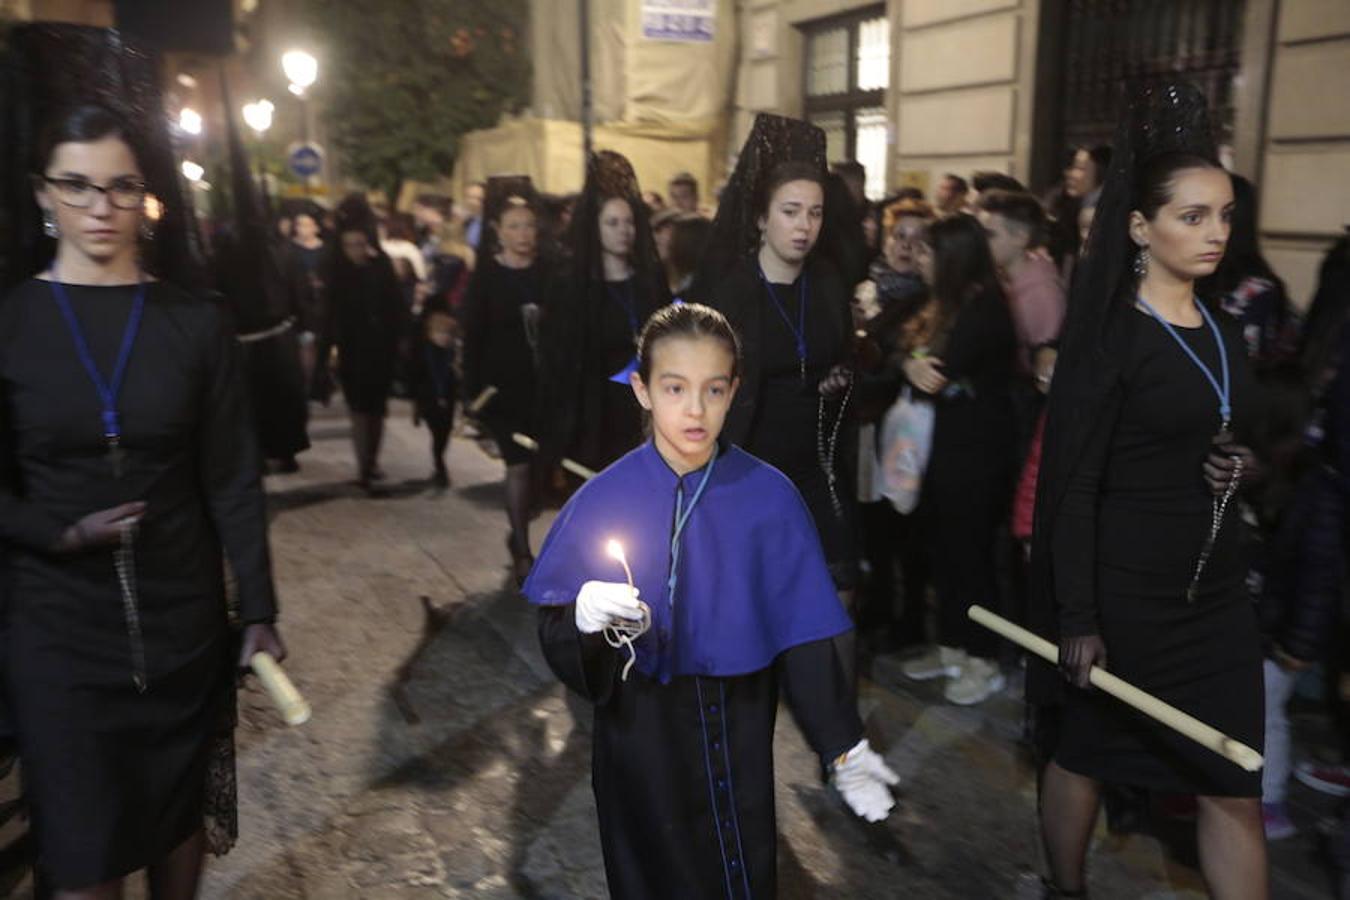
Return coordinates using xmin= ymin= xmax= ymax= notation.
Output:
xmin=875 ymin=386 xmax=935 ymax=514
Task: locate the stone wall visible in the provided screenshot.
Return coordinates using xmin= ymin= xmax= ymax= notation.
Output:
xmin=733 ymin=0 xmax=1041 ymax=195
xmin=890 ymin=0 xmax=1040 ymax=195
xmin=1253 ymin=0 xmax=1350 ymax=308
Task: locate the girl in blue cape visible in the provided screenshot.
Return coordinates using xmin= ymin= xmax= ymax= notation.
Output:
xmin=524 ymin=303 xmax=897 ymax=899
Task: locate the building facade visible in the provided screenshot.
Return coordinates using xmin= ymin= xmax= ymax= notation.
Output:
xmin=734 ymin=0 xmax=1349 ymax=306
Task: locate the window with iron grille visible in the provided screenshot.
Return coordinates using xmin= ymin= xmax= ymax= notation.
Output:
xmin=802 ymin=7 xmax=890 ymax=200
xmin=1054 ymin=0 xmax=1245 ymax=161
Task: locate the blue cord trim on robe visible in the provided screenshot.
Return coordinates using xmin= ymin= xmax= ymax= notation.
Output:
xmin=718 ymin=680 xmax=753 ymax=898
xmin=697 ymin=677 xmax=738 ymax=900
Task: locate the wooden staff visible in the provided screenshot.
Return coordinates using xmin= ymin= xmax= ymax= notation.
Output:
xmin=467 ymin=385 xmax=498 ymax=415
xmin=967 ymin=605 xmax=1263 ymax=773
xmin=249 ymin=652 xmax=312 ymax=726
xmin=510 ymin=432 xmax=598 ymax=480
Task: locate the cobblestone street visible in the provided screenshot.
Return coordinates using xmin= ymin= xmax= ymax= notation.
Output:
xmin=197 ymin=403 xmax=1334 ymax=899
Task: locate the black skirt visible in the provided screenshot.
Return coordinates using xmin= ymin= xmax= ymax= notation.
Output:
xmin=7 ymin=630 xmax=231 ymax=886
xmin=1055 ymin=566 xmax=1263 ymax=797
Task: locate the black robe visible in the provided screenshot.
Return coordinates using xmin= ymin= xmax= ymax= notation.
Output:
xmin=539 ymin=614 xmax=859 ymax=899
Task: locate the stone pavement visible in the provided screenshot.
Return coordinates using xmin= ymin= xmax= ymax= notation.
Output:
xmin=191 ymin=403 xmax=1334 ymax=899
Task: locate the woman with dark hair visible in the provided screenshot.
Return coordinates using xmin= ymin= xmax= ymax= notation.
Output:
xmin=1032 ymin=84 xmax=1266 ymax=898
xmin=0 ymin=101 xmax=283 ymax=898
xmin=460 ymin=177 xmax=549 ymax=584
xmin=318 ymin=194 xmax=408 ymax=492
xmin=896 ymin=214 xmax=1016 ymax=706
xmin=665 ymin=213 xmax=712 ymax=297
xmin=1049 ymin=145 xmax=1113 ymax=279
xmin=537 ymin=151 xmax=669 ymax=473
xmin=286 ymin=206 xmax=328 ymax=389
xmin=1202 ymin=174 xmax=1293 ymax=368
xmin=702 ymin=147 xmax=858 ymax=593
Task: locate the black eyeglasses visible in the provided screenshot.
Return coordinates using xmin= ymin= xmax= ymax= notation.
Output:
xmin=39 ymin=175 xmax=148 ymax=211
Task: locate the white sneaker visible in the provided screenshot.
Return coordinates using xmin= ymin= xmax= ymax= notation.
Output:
xmin=901 ymin=646 xmax=965 ymax=681
xmin=944 ymin=657 xmax=1005 ymax=706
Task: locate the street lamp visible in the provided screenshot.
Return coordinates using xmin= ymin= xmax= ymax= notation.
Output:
xmin=242 ymin=99 xmax=274 ymax=138
xmin=281 ymin=50 xmax=320 ymax=187
xmin=281 ymin=50 xmax=318 ymax=96
xmin=178 ymin=107 xmax=203 ymax=136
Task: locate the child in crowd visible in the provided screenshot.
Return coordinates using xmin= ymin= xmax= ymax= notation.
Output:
xmin=524 ymin=303 xmax=897 ymax=898
xmin=409 ymin=304 xmax=459 ymax=488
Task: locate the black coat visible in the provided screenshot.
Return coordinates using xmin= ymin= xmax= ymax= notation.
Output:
xmin=319 ymin=253 xmax=407 ymax=413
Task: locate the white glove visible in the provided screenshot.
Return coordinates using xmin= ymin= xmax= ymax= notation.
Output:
xmin=575 ymin=580 xmax=644 ymax=635
xmin=830 ymin=738 xmax=899 ymax=823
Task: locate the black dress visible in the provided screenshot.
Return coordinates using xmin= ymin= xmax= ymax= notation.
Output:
xmin=538 ymin=613 xmax=859 ymax=899
xmin=0 ymin=279 xmax=277 ymax=887
xmin=324 ymin=255 xmax=407 ymax=416
xmin=461 ymin=260 xmax=545 ymax=466
xmin=712 ymin=257 xmax=858 ymax=586
xmin=1053 ymin=307 xmax=1263 ymax=796
xmin=911 ymin=288 xmax=1016 ymax=659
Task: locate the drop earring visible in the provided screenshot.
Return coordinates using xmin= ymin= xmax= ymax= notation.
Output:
xmin=139 ymin=217 xmax=155 ymax=242
xmin=1133 ymin=246 xmax=1150 ymax=279
xmin=42 ymin=209 xmax=58 ymax=239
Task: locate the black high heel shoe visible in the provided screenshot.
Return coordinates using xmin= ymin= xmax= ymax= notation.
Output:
xmin=1042 ymin=878 xmax=1088 ymax=899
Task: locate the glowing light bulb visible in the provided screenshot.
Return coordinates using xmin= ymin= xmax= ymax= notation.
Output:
xmin=178 ymin=107 xmax=203 ymax=136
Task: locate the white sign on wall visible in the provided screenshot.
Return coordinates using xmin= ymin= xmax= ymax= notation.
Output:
xmin=642 ymin=0 xmax=716 ymax=43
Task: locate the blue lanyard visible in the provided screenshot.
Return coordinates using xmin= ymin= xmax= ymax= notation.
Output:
xmin=49 ymin=274 xmax=146 ymax=445
xmin=666 ymin=451 xmax=717 ymax=608
xmin=1137 ymin=295 xmax=1232 ymax=426
xmin=606 ymin=280 xmax=639 ymax=338
xmin=758 ymin=266 xmax=808 ymax=378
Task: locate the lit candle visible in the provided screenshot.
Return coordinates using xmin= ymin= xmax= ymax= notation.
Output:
xmin=607 ymin=539 xmax=635 ymax=590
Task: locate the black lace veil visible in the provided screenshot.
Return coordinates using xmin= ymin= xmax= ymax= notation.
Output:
xmin=0 ymin=24 xmax=206 ymax=292
xmin=685 ymin=113 xmax=828 ymax=303
xmin=566 ymin=150 xmax=662 ymax=291
xmin=212 ymin=69 xmax=292 ymax=330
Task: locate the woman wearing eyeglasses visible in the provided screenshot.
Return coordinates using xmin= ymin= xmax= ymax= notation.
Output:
xmin=0 ymin=105 xmax=284 ymax=898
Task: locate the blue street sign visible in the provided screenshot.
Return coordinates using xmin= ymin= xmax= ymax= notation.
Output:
xmin=288 ymin=144 xmax=323 ymax=179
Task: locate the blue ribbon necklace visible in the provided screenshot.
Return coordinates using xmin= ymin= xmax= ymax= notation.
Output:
xmin=1137 ymin=294 xmax=1239 ymax=601
xmin=758 ymin=265 xmax=808 ymax=383
xmin=666 ymin=451 xmax=717 ymax=610
xmin=1137 ymin=294 xmax=1231 ymax=431
xmin=49 ymin=269 xmax=147 ymax=478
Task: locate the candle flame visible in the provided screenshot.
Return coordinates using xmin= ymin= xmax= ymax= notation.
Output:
xmin=606 ymin=539 xmax=626 ymax=563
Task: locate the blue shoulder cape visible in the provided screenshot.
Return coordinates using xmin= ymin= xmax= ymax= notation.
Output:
xmin=523 ymin=441 xmax=852 ymax=682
